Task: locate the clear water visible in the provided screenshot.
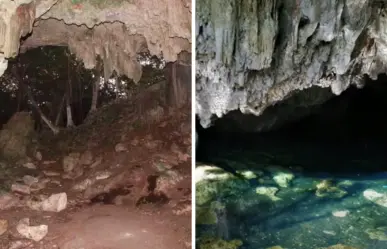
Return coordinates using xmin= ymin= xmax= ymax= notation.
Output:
xmin=196 ymin=135 xmax=387 ymax=249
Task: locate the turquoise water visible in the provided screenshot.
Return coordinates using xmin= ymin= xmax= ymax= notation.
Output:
xmin=196 ymin=135 xmax=387 ymax=249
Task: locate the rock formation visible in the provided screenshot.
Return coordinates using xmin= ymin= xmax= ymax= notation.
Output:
xmin=196 ymin=0 xmax=386 ymax=130
xmin=0 ymin=112 xmax=34 ymax=159
xmin=0 ymin=0 xmax=191 ymax=82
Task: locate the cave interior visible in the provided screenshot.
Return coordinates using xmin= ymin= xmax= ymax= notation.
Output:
xmin=0 ymin=46 xmax=168 ymax=129
xmin=197 ymin=74 xmax=387 ymax=175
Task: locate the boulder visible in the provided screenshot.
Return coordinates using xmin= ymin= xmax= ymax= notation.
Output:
xmin=0 ymin=112 xmax=34 ymax=159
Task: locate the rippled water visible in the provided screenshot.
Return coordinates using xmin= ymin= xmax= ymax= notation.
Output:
xmin=196 ymin=134 xmax=387 ymax=249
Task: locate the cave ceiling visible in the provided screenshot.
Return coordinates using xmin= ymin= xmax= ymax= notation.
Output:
xmin=0 ymin=0 xmax=192 ymax=82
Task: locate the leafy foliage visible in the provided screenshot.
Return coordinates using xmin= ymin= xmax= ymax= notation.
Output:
xmin=0 ymin=46 xmax=165 ymax=129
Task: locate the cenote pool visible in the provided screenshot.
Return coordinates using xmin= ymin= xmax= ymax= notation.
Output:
xmin=196 ymin=79 xmax=387 ymax=249
xmin=196 ymin=132 xmax=387 ymax=249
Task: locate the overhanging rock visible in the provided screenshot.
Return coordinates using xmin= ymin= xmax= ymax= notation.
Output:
xmin=0 ymin=0 xmax=191 ymax=82
xmin=196 ymin=0 xmax=387 ymax=130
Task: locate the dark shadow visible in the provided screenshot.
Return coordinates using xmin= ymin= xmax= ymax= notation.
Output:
xmin=197 ymin=73 xmax=387 ymax=249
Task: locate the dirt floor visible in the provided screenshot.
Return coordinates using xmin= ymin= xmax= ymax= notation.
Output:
xmin=0 ymin=84 xmax=192 ymax=248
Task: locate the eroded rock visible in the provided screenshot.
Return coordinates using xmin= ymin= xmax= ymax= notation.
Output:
xmin=0 ymin=219 xmax=8 ymax=236
xmin=8 ymin=240 xmax=33 ymax=249
xmin=83 ymin=168 xmax=147 ymax=201
xmin=115 ymin=143 xmax=127 ymax=152
xmin=155 ymin=170 xmax=184 ymax=194
xmin=42 ymin=170 xmax=60 ymax=176
xmin=332 ymin=210 xmax=349 ymax=218
xmin=366 ymin=227 xmax=387 ymax=241
xmin=363 ymin=189 xmax=387 ymax=207
xmin=62 ymin=152 xmax=80 ymax=173
xmin=27 ymin=192 xmax=67 ymax=212
xmin=35 ymin=151 xmax=42 ymax=161
xmin=22 ymin=175 xmax=39 ymax=186
xmin=80 ymin=150 xmax=93 ymax=165
xmin=90 ymin=155 xmax=103 ymax=168
xmin=316 ymin=179 xmax=347 ymax=198
xmin=22 ymin=162 xmax=36 ymax=169
xmin=0 ymin=112 xmax=34 ymax=159
xmin=255 ymin=186 xmax=280 ymax=201
xmin=0 ymin=193 xmax=19 ymax=210
xmin=16 ymin=218 xmax=48 ymax=242
xmin=272 ymin=172 xmax=294 ymax=188
xmin=0 ymin=0 xmax=191 ymax=83
xmin=11 ymin=183 xmax=31 ymax=195
xmin=324 ymin=245 xmax=359 ymax=249
xmin=196 ymin=1 xmax=386 ymax=130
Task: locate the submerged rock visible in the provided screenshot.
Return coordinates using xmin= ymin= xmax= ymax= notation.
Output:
xmin=198 ymin=237 xmax=243 ymax=249
xmin=332 ymin=210 xmax=349 ymax=217
xmin=363 ymin=189 xmax=387 ymax=207
xmin=196 ymin=201 xmax=225 ymax=225
xmin=273 ymin=172 xmax=294 ymax=188
xmin=365 ymin=227 xmax=387 ymax=241
xmin=255 ymin=186 xmax=280 ymax=201
xmin=315 ymin=179 xmax=347 ymax=198
xmin=196 ymin=164 xmax=243 ymax=206
xmin=324 ymin=245 xmax=359 ymax=249
xmin=237 ymin=170 xmax=260 ymax=180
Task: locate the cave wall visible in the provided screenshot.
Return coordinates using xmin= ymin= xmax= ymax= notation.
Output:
xmin=0 ymin=0 xmax=191 ymax=81
xmin=196 ymin=0 xmax=387 ymax=130
xmin=164 ymin=60 xmax=191 ymax=108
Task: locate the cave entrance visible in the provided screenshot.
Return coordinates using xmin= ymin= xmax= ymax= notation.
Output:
xmin=0 ymin=44 xmax=191 ymax=247
xmin=196 ymin=74 xmax=387 ymax=249
xmin=0 ymin=46 xmax=170 ymax=132
xmin=0 ymin=46 xmax=191 ymax=135
xmin=198 ymin=74 xmax=387 ymax=174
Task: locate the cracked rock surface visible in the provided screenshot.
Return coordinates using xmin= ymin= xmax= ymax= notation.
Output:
xmin=196 ymin=0 xmax=386 ymax=130
xmin=0 ymin=0 xmax=191 ymax=81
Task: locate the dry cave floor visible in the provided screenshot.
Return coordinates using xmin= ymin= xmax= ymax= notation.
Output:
xmin=196 ymin=139 xmax=387 ymax=249
xmin=0 ymin=101 xmax=191 ymax=248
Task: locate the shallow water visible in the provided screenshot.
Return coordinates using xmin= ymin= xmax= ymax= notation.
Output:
xmin=196 ymin=136 xmax=387 ymax=249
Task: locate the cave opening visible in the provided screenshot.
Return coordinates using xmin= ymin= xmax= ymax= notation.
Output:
xmin=0 ymin=46 xmax=191 ymax=247
xmin=0 ymin=46 xmax=168 ymax=131
xmin=198 ymin=73 xmax=387 ymax=174
xmin=0 ymin=1 xmax=191 ymax=247
xmin=196 ymin=74 xmax=387 ymax=249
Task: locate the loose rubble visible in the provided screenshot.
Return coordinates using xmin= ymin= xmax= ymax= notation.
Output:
xmin=16 ymin=218 xmax=48 ymax=242
xmin=0 ymin=219 xmax=8 ymax=236
xmin=11 ymin=183 xmax=30 ymax=195
xmin=115 ymin=143 xmax=127 ymax=152
xmin=27 ymin=193 xmax=67 ymax=212
xmin=0 ymin=86 xmax=191 ymax=248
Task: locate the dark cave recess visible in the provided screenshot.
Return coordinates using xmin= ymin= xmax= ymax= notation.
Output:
xmin=199 ymin=73 xmax=387 ymax=145
xmin=197 ymin=74 xmax=387 ymax=173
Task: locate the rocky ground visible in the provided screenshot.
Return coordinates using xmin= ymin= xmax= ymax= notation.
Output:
xmin=0 ymin=84 xmax=191 ymax=248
